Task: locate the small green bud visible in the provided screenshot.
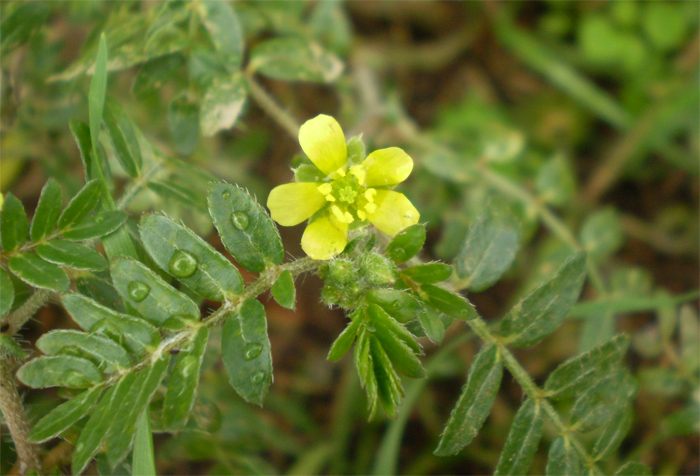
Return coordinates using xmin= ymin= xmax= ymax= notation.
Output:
xmin=361 ymin=252 xmax=398 ymax=287
xmin=326 ymin=258 xmax=356 ymax=285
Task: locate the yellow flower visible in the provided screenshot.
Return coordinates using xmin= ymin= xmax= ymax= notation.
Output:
xmin=267 ymin=114 xmax=419 ymax=260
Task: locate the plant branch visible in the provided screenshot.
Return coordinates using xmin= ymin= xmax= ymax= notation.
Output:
xmin=245 ymin=74 xmax=301 ymax=139
xmin=464 ymin=317 xmax=603 ymax=474
xmin=0 ymin=358 xmax=41 ymax=475
xmin=3 ymin=288 xmax=53 ymax=337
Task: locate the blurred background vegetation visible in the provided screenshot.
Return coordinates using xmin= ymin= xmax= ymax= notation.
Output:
xmin=1 ymin=1 xmax=698 ymax=474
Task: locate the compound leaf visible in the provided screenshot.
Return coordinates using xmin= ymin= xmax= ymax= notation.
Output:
xmin=139 ymin=214 xmax=243 ymax=301
xmin=435 ymin=345 xmax=503 ymax=456
xmin=221 ymin=299 xmax=272 ymax=405
xmin=111 ymin=257 xmax=200 ymax=326
xmin=30 ymin=178 xmax=63 ymax=242
xmin=8 ymin=254 xmax=70 ymax=292
xmin=500 ymin=252 xmax=586 ymax=347
xmin=29 ymin=386 xmax=102 ymax=443
xmin=162 ymin=326 xmax=209 ymax=432
xmin=208 ymin=184 xmax=284 ymax=273
xmin=36 ymin=240 xmax=108 ymax=270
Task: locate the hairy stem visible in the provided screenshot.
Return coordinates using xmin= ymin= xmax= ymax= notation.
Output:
xmin=0 ymin=359 xmax=41 ymax=475
xmin=3 ymin=289 xmax=53 ymax=337
xmin=465 ymin=317 xmax=602 ymax=474
xmin=246 ymin=74 xmax=301 ymax=139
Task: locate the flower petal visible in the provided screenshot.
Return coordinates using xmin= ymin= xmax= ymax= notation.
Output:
xmin=366 ymin=190 xmax=420 ymax=236
xmin=299 ymin=115 xmax=347 ymax=175
xmin=267 ymin=182 xmax=327 ymax=226
xmin=301 ymin=213 xmax=348 ymax=260
xmin=361 ymin=147 xmax=413 ymax=186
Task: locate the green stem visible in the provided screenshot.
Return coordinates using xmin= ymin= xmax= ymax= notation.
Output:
xmin=246 ymin=74 xmax=301 ymax=139
xmin=464 ymin=317 xmax=603 ymax=474
xmin=3 ymin=288 xmax=53 ymax=337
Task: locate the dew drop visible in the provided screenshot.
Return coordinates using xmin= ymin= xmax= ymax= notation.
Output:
xmin=251 ymin=371 xmax=266 ymax=383
xmin=230 ymin=211 xmax=250 ymax=230
xmin=243 ymin=343 xmax=264 ymax=361
xmin=169 ymin=250 xmax=198 ymax=278
xmin=222 ymin=191 xmax=231 ymax=199
xmin=393 ymin=247 xmax=404 ymax=256
xmin=61 ymin=370 xmax=90 ymax=388
xmin=200 ymin=262 xmax=209 ymax=270
xmin=95 ymin=215 xmax=104 ymax=224
xmin=128 ymin=281 xmax=151 ymax=302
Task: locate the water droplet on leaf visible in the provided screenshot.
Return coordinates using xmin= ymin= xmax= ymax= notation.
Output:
xmin=230 ymin=211 xmax=250 ymax=230
xmin=251 ymin=371 xmax=266 ymax=383
xmin=169 ymin=249 xmax=198 ymax=278
xmin=95 ymin=215 xmax=104 ymax=224
xmin=128 ymin=281 xmax=151 ymax=302
xmin=243 ymin=343 xmax=263 ymax=360
xmin=222 ymin=191 xmax=231 ymax=199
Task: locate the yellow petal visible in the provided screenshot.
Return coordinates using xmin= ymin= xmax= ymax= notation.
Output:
xmin=299 ymin=114 xmax=347 ymax=176
xmin=301 ymin=213 xmax=348 ymax=260
xmin=267 ymin=182 xmax=327 ymax=226
xmin=361 ymin=147 xmax=413 ymax=186
xmin=366 ymin=190 xmax=420 ymax=236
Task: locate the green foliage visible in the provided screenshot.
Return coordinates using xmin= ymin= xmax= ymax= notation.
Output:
xmin=1 ymin=3 xmax=695 ymax=475
xmin=222 ymin=299 xmax=273 ymax=406
xmin=435 ymin=345 xmax=503 ymax=456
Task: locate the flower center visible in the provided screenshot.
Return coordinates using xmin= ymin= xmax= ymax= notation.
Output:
xmin=317 ymin=166 xmax=376 ymax=224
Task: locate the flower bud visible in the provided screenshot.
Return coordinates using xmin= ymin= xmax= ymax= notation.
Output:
xmin=360 ymin=252 xmax=398 ymax=287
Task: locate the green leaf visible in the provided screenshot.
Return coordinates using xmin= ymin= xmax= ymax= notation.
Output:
xmin=8 ymin=254 xmax=70 ymax=292
xmin=545 ymin=334 xmax=629 ymax=400
xmin=250 ymin=37 xmax=344 ymax=83
xmin=208 ymin=183 xmax=284 ymax=273
xmin=61 ymin=210 xmax=128 ymax=241
xmin=569 ymin=369 xmax=637 ymax=433
xmin=57 ymin=180 xmax=102 ymax=229
xmin=103 ymin=98 xmax=142 ymax=177
xmin=402 ymin=263 xmax=453 ymax=284
xmin=200 ymin=73 xmax=247 ymax=137
xmin=365 ymin=289 xmax=423 ymax=324
xmin=139 ymin=214 xmax=243 ymax=301
xmin=536 ymin=154 xmax=576 ymax=207
xmin=162 ymin=327 xmax=209 ymax=432
xmin=36 ymin=330 xmax=130 ymax=372
xmin=500 ymin=252 xmax=586 ymax=347
xmin=221 ymin=299 xmax=272 ymax=405
xmin=62 ymin=294 xmax=160 ymax=354
xmin=494 ymin=398 xmax=543 ymax=476
xmin=146 ymin=180 xmax=208 ymax=214
xmin=421 ymin=284 xmax=476 ymax=320
xmin=271 ymin=270 xmax=296 ymax=310
xmin=545 ymin=436 xmax=584 ymax=476
xmin=417 ymin=306 xmax=445 ymax=343
xmin=17 ymin=355 xmax=102 ymax=389
xmin=29 ymin=386 xmax=102 ymax=443
xmin=1 ymin=193 xmax=28 ymax=251
xmin=199 ymin=0 xmax=244 ymax=69
xmin=0 ymin=1 xmax=49 ymax=54
xmin=642 ymin=2 xmax=688 ymax=52
xmin=615 ymin=461 xmax=652 ymax=476
xmin=680 ymin=305 xmax=699 ymax=375
xmin=370 ymin=334 xmax=403 ymax=419
xmin=384 ymin=224 xmax=426 ymax=264
xmin=592 ymin=405 xmax=633 ymax=459
xmin=328 ymin=314 xmax=361 ymax=361
xmin=579 ymin=208 xmax=623 ymax=263
xmin=0 ymin=268 xmax=15 ymax=316
xmin=167 ymin=93 xmax=200 ymax=155
xmin=72 ymin=373 xmax=136 ymax=475
xmin=111 ymin=257 xmax=200 ymax=326
xmin=435 ymin=345 xmax=503 ymax=455
xmin=104 ymin=357 xmax=170 ymax=468
xmin=36 ymin=241 xmax=108 ymax=270
xmin=455 ymin=199 xmax=520 ymax=291
xmin=133 ymin=53 xmax=186 ymax=98
xmin=132 ymin=411 xmax=156 ymax=476
xmin=368 ymin=304 xmax=424 ymax=378
xmin=89 ymin=34 xmax=109 ymax=181
xmin=30 ymin=179 xmax=63 ymax=242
